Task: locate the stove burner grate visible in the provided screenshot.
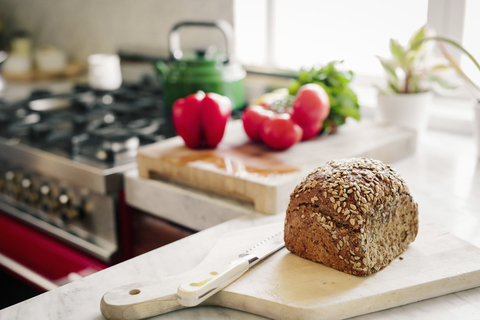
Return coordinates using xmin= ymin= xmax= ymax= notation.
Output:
xmin=0 ymin=81 xmax=176 ymax=165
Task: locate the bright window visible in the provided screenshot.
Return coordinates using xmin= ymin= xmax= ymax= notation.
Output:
xmin=233 ymin=0 xmax=267 ymax=66
xmin=234 ymin=0 xmax=429 ymax=77
xmin=462 ymin=0 xmax=480 ymax=86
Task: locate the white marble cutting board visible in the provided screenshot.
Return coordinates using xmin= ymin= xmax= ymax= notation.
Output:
xmin=101 ymin=217 xmax=480 ymax=320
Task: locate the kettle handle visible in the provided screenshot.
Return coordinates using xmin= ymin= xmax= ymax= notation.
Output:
xmin=168 ymin=20 xmax=234 ymax=63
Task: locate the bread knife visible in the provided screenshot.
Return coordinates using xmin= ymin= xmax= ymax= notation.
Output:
xmin=176 ymin=229 xmax=285 ymax=307
xmin=100 ymin=222 xmax=285 ymax=320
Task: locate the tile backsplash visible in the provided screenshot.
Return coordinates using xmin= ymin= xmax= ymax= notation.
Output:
xmin=0 ymin=0 xmax=234 ymax=62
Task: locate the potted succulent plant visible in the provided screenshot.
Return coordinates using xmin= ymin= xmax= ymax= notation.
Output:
xmin=376 ymin=25 xmax=457 ymax=134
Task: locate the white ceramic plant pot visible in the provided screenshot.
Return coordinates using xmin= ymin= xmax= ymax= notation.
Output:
xmin=474 ymin=102 xmax=480 ymax=160
xmin=377 ymin=91 xmax=433 ymax=134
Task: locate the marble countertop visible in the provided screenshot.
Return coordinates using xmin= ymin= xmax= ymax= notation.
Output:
xmin=1 ymin=128 xmax=480 ymax=319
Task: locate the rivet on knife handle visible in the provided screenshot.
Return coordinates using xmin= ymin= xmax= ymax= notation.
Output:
xmin=176 ymin=253 xmax=256 ymax=306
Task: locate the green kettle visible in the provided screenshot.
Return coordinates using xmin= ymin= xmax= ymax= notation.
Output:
xmin=156 ymin=20 xmax=247 ymax=110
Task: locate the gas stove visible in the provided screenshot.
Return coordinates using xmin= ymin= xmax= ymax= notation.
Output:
xmin=0 ymin=81 xmax=175 ymax=164
xmin=0 ymin=79 xmax=175 ymax=263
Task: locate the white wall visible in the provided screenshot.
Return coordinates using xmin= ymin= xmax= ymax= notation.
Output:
xmin=0 ymin=0 xmax=234 ymax=61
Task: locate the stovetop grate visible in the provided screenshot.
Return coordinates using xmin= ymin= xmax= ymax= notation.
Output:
xmin=0 ymin=81 xmax=176 ymax=166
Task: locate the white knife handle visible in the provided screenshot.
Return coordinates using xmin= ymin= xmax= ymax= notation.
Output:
xmin=177 ymin=254 xmax=257 ymax=307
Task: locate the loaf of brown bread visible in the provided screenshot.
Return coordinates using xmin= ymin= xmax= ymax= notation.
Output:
xmin=284 ymin=158 xmax=419 ymax=276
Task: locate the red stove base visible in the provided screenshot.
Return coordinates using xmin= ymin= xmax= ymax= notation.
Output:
xmin=0 ymin=213 xmax=108 ymax=292
xmin=0 ymin=195 xmax=195 ymax=294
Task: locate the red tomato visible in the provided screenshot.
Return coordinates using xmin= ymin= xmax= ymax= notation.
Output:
xmin=260 ymin=114 xmax=303 ymax=150
xmin=291 ymin=83 xmax=330 ymax=140
xmin=300 ymin=121 xmax=323 ymax=141
xmin=242 ymin=105 xmax=275 ymax=141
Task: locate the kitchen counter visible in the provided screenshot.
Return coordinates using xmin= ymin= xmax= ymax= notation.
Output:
xmin=1 ymin=128 xmax=480 ymax=319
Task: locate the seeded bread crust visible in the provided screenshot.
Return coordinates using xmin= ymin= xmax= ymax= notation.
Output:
xmin=284 ymin=158 xmax=419 ymax=276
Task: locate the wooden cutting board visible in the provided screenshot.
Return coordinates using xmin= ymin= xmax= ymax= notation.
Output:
xmin=137 ymin=120 xmax=416 ymax=214
xmin=101 ymin=217 xmax=480 ymax=320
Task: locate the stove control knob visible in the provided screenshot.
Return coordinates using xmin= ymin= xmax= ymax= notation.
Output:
xmin=77 ymin=196 xmax=93 ymax=220
xmin=58 ymin=193 xmax=70 ymax=206
xmin=21 ymin=177 xmax=35 ymax=205
xmin=58 ymin=190 xmax=78 ymax=224
xmin=4 ymin=171 xmax=18 ymax=198
xmin=5 ymin=171 xmax=14 ymax=181
xmin=40 ymin=184 xmax=51 ymax=196
xmin=39 ymin=184 xmax=52 ymax=212
xmin=60 ymin=208 xmax=79 ymax=224
xmin=21 ymin=178 xmax=31 ymax=189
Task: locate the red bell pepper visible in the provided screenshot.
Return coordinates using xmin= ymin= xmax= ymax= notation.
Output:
xmin=173 ymin=91 xmax=232 ymax=149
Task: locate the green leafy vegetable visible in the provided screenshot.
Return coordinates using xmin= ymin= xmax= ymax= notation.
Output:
xmin=288 ymin=61 xmax=361 ymax=133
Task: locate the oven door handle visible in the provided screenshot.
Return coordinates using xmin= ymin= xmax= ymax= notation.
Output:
xmin=0 ymin=252 xmax=59 ymax=291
